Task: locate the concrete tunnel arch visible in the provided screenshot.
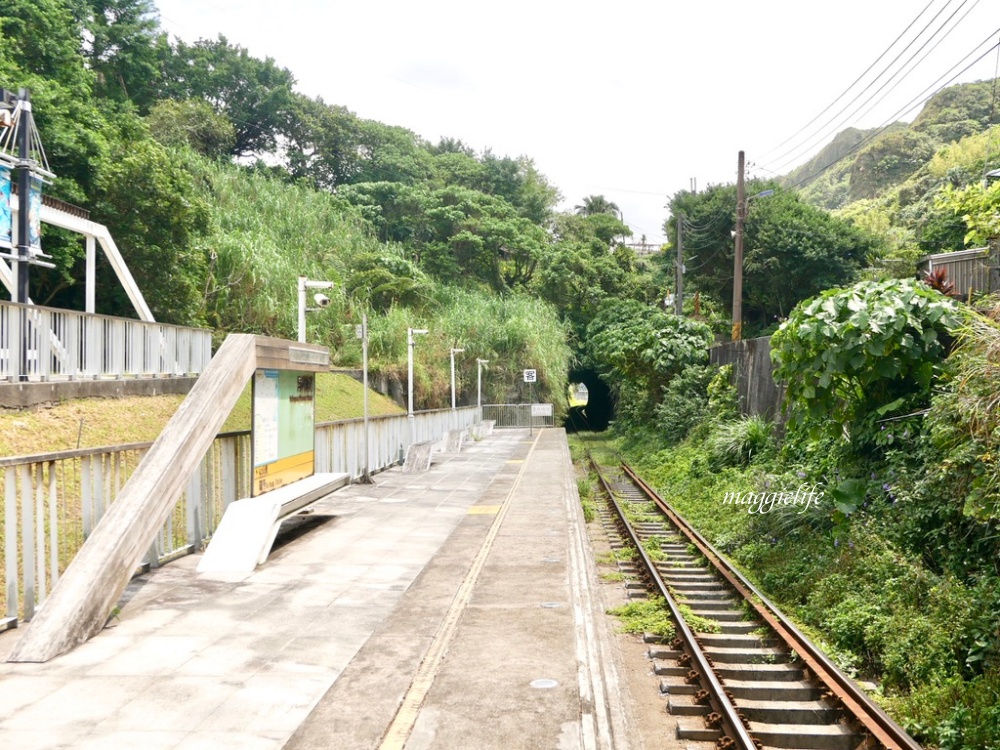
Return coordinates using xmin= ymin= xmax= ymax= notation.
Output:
xmin=565 ymin=368 xmax=614 ymax=432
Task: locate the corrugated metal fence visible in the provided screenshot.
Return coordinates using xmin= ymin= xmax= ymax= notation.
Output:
xmin=917 ymin=247 xmax=997 ymax=298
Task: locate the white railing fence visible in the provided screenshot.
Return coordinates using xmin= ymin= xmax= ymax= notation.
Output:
xmin=482 ymin=403 xmax=555 ymax=429
xmin=0 ymin=300 xmax=212 ymax=382
xmin=1 ymin=406 xmax=481 ymax=627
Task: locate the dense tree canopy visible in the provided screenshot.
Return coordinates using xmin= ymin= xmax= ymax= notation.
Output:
xmin=666 ymin=183 xmax=876 ymax=335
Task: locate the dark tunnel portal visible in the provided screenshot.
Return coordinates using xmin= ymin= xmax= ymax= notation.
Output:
xmin=565 ymin=369 xmax=613 ymax=432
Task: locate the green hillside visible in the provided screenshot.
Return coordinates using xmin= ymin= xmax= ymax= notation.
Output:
xmin=782 ymin=80 xmax=1000 ymax=273
xmin=0 ymin=374 xmax=403 ymax=457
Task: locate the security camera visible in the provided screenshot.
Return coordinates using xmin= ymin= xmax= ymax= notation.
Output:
xmin=313 ymin=293 xmax=331 ymax=308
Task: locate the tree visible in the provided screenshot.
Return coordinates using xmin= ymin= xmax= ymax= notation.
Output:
xmin=584 ymin=299 xmax=712 ymax=428
xmin=574 ymin=194 xmax=619 ymax=216
xmin=75 ymin=0 xmax=165 ymax=109
xmin=145 ymin=98 xmax=235 ymax=157
xmin=90 ymin=128 xmax=211 ymax=323
xmin=533 ymin=212 xmax=641 ymax=338
xmin=922 ymin=181 xmax=1000 ymax=252
xmin=159 ymin=35 xmax=297 ymax=157
xmin=666 ymin=183 xmax=874 ymax=334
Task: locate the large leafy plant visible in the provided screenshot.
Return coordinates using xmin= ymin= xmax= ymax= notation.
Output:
xmin=771 ymin=278 xmax=963 ymax=443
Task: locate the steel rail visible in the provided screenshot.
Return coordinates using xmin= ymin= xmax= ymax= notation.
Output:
xmin=592 ymin=462 xmax=758 ymax=750
xmin=622 ymin=463 xmax=924 ymax=750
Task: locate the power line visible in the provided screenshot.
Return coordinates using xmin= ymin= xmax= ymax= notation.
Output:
xmin=757 ymin=0 xmax=939 ymax=163
xmin=765 ymin=0 xmax=981 ymax=174
xmin=783 ymin=31 xmax=1000 ymax=191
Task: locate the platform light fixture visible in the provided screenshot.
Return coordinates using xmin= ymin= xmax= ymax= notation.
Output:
xmin=407 ymin=327 xmax=429 ymax=420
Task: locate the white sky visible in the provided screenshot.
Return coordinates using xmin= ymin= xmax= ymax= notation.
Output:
xmin=154 ymin=0 xmax=999 ymax=245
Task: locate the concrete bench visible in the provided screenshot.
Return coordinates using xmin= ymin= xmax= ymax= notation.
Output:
xmin=470 ymin=420 xmax=495 ymax=440
xmin=402 ymin=440 xmax=435 ymax=473
xmin=440 ymin=429 xmax=466 ymax=453
xmin=198 ymin=472 xmax=350 ymax=574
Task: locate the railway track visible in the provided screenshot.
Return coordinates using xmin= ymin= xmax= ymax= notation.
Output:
xmin=587 ymin=453 xmax=923 ymax=750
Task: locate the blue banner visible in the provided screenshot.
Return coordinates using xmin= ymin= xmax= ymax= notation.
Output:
xmin=0 ymin=166 xmax=10 ymax=249
xmin=28 ymin=175 xmax=42 ymax=252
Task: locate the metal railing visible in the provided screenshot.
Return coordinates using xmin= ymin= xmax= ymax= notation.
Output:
xmin=1 ymin=406 xmax=480 ymax=626
xmin=0 ymin=301 xmax=213 ymax=382
xmin=481 ymin=403 xmax=555 ymax=429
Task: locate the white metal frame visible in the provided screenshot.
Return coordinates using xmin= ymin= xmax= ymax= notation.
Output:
xmin=6 ymin=195 xmax=154 ymax=321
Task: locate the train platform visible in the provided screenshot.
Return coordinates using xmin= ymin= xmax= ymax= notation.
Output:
xmin=0 ymin=428 xmax=637 ymax=749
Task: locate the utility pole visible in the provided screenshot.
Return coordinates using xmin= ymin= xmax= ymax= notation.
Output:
xmin=732 ymin=150 xmax=746 ymax=341
xmin=675 ymin=213 xmax=684 ymax=316
xmin=15 ymin=89 xmax=30 ymax=305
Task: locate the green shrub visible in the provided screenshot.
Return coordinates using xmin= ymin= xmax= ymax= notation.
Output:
xmin=771 ymin=278 xmax=963 ymax=446
xmin=654 ymin=364 xmax=715 ymax=444
xmin=708 ymin=416 xmax=774 ymax=469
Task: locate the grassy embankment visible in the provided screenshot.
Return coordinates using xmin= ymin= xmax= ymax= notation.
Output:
xmin=0 ymin=372 xmax=403 ymax=458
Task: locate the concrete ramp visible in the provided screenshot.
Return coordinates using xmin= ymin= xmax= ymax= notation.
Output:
xmin=198 ymin=473 xmax=350 ymax=575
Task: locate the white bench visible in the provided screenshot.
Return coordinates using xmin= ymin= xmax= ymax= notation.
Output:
xmin=197 ymin=472 xmax=350 ymax=574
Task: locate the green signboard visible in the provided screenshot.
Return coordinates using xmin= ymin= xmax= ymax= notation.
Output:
xmin=251 ymin=369 xmax=316 ymax=495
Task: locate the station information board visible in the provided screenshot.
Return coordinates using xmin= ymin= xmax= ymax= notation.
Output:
xmin=251 ymin=369 xmax=316 ymax=495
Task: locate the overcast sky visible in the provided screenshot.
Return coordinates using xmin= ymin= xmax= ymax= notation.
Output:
xmin=154 ymin=0 xmax=999 ymax=244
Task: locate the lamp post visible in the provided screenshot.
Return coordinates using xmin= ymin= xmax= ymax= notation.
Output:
xmin=450 ymin=347 xmax=465 ymax=410
xmin=297 ymin=276 xmax=334 ymax=343
xmin=359 ymin=313 xmax=372 ymax=483
xmin=477 ymin=358 xmax=489 ymax=411
xmin=407 ymin=327 xmax=429 ymax=419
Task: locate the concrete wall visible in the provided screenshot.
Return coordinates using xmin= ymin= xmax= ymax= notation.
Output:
xmin=709 ymin=336 xmax=786 ymax=421
xmin=0 ymin=377 xmax=199 ymax=410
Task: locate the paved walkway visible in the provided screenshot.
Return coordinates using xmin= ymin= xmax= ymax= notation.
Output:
xmin=0 ymin=428 xmax=632 ymax=749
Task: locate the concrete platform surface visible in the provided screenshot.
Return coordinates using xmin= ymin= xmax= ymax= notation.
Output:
xmin=0 ymin=429 xmax=633 ymax=749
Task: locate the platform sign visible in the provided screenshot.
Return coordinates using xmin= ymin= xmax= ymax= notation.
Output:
xmin=251 ymin=369 xmax=316 ymax=496
xmin=523 ymin=369 xmax=537 ymax=383
xmin=531 ymin=404 xmax=552 ymax=417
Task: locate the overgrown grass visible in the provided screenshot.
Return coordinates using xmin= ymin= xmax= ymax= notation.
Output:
xmin=677 ymin=602 xmax=722 ymax=634
xmin=577 ymin=476 xmax=597 ymax=523
xmin=617 ymin=418 xmax=1000 ymax=750
xmin=607 ymin=597 xmax=675 ymax=638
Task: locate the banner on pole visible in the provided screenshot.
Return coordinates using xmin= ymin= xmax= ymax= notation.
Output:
xmin=0 ymin=166 xmax=11 ymax=249
xmin=28 ymin=175 xmax=42 ymax=252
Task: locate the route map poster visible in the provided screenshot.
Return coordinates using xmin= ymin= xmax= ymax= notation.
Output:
xmin=251 ymin=369 xmax=316 ymax=496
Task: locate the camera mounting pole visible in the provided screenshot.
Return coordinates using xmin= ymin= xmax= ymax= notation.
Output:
xmin=297 ymin=275 xmax=334 ymax=343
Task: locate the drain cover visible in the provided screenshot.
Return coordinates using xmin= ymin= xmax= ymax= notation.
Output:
xmin=530 ymin=678 xmax=559 ymax=689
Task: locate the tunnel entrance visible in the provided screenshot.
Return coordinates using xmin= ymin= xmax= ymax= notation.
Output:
xmin=564 ymin=368 xmax=614 ymax=432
